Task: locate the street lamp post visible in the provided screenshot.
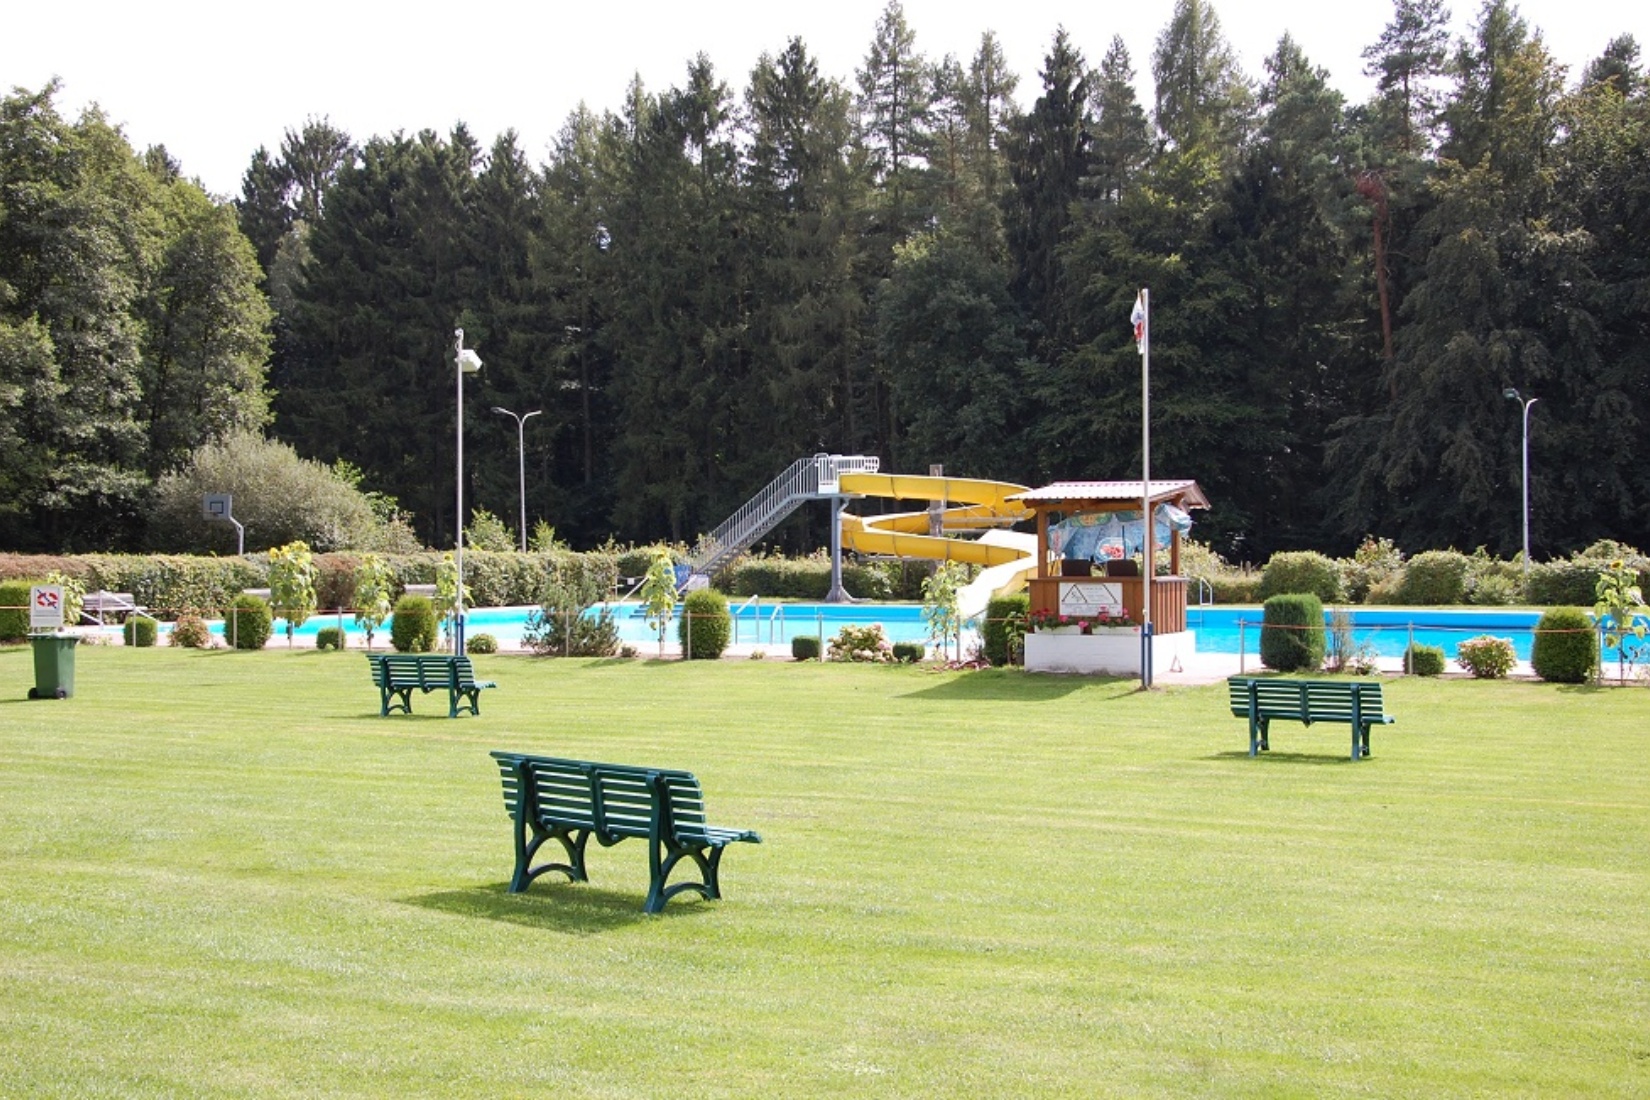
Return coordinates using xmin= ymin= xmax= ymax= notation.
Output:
xmin=454 ymin=329 xmax=483 ymax=654
xmin=1503 ymin=388 xmax=1537 ymax=576
xmin=491 ymin=406 xmax=542 ymax=553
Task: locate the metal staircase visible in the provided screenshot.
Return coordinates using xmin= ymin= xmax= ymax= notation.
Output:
xmin=689 ymin=454 xmax=879 ymax=581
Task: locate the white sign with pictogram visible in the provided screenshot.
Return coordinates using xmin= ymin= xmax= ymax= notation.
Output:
xmin=1058 ymin=581 xmax=1124 ymax=617
xmin=30 ymin=585 xmax=65 ymax=630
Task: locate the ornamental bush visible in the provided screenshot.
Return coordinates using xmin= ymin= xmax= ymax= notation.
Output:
xmin=1530 ymin=607 xmax=1596 ymax=683
xmin=1258 ymin=551 xmax=1343 ymax=603
xmin=224 ymin=594 xmax=272 ymax=650
xmin=123 ymin=617 xmax=158 ymax=648
xmin=170 ymin=614 xmax=213 ymax=648
xmin=466 ymin=632 xmax=498 ymax=655
xmin=827 ymin=623 xmax=894 ymax=663
xmin=1259 ymin=593 xmax=1325 ymax=672
xmin=892 ymin=641 xmax=925 ymax=663
xmin=1405 ymin=642 xmax=1446 ymax=676
xmin=314 ymin=626 xmax=346 ymax=651
xmin=791 ymin=635 xmax=821 ymax=661
xmin=679 ymin=588 xmax=731 ymax=660
xmin=390 ymin=595 xmax=438 ymax=653
xmin=522 ymin=569 xmax=619 ymax=658
xmin=1456 ymin=635 xmax=1516 ymax=679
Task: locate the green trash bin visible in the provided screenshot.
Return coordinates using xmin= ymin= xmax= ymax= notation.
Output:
xmin=28 ymin=633 xmax=78 ymax=699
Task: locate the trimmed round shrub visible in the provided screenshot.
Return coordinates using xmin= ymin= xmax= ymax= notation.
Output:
xmin=0 ymin=579 xmax=41 ymax=642
xmin=1405 ymin=642 xmax=1446 ymax=676
xmin=1260 ymin=593 xmax=1326 ymax=672
xmin=1394 ymin=550 xmax=1470 ymax=605
xmin=390 ymin=595 xmax=438 ymax=653
xmin=224 ymin=594 xmax=272 ymax=650
xmin=1258 ymin=551 xmax=1343 ymax=603
xmin=679 ymin=588 xmax=731 ymax=660
xmin=1530 ymin=607 xmax=1597 ymax=683
xmin=123 ymin=617 xmax=158 ymax=648
xmin=1456 ymin=635 xmax=1516 ymax=679
xmin=466 ymin=632 xmax=499 ymax=655
xmin=892 ymin=641 xmax=925 ymax=663
xmin=791 ymin=635 xmax=821 ymax=661
xmin=982 ymin=594 xmax=1029 ymax=666
xmin=315 ymin=626 xmax=346 ymax=651
xmin=170 ymin=614 xmax=213 ymax=648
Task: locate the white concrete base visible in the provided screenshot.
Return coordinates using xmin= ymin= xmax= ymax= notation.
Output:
xmin=1024 ymin=629 xmax=1197 ymax=676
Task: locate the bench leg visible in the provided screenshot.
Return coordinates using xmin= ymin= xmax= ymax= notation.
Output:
xmin=1249 ymin=717 xmax=1269 ymax=755
xmin=509 ymin=824 xmax=591 ymax=893
xmin=645 ymin=838 xmax=717 ymax=915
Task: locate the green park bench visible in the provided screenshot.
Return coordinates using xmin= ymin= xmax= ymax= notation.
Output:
xmin=490 ymin=750 xmax=762 ymax=914
xmin=1227 ymin=676 xmax=1395 ymax=761
xmin=368 ymin=654 xmax=496 ymax=718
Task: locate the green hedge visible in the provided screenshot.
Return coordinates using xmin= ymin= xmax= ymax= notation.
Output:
xmin=390 ymin=595 xmax=438 ymax=653
xmin=981 ymin=594 xmax=1029 ymax=666
xmin=1404 ymin=642 xmax=1446 ymax=676
xmin=725 ymin=556 xmax=898 ymax=601
xmin=679 ymin=589 xmax=732 ymax=660
xmin=0 ymin=578 xmax=40 ymax=642
xmin=1260 ymin=593 xmax=1325 ymax=672
xmin=124 ymin=617 xmax=158 ymax=647
xmin=224 ymin=594 xmax=273 ymax=650
xmin=1530 ymin=607 xmax=1597 ymax=683
xmin=1393 ymin=550 xmax=1471 ymax=605
xmin=1258 ymin=551 xmax=1343 ymax=603
xmin=1524 ymin=560 xmax=1601 ymax=607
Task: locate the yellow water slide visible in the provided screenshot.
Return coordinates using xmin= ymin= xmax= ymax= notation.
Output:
xmin=836 ymin=473 xmax=1033 ymax=566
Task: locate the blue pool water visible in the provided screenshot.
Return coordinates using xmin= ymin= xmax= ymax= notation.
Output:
xmin=144 ymin=601 xmax=938 ymax=649
xmin=133 ymin=601 xmax=1634 ymax=661
xmin=1186 ymin=606 xmax=1554 ymax=661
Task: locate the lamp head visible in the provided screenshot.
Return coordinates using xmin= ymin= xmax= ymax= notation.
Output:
xmin=1503 ymin=387 xmax=1520 ymax=401
xmin=490 ymin=406 xmax=510 ymax=416
xmin=458 ymin=348 xmax=483 ymax=373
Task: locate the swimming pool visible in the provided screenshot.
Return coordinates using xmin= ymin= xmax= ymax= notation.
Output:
xmin=140 ymin=601 xmax=939 ymax=649
xmin=130 ymin=601 xmax=1632 ymax=661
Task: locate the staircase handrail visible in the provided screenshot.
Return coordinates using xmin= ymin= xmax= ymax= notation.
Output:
xmin=689 ymin=454 xmax=880 ymax=577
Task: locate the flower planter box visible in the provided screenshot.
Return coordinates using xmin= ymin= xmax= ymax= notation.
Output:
xmin=1025 ymin=628 xmax=1196 ymax=676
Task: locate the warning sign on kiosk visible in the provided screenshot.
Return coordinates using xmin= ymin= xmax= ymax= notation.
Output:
xmin=30 ymin=585 xmax=65 ymax=631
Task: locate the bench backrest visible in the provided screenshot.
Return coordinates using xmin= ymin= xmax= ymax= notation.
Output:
xmin=1228 ymin=677 xmax=1387 ymax=722
xmin=369 ymin=653 xmax=484 ymax=688
xmin=490 ymin=751 xmax=710 ymax=843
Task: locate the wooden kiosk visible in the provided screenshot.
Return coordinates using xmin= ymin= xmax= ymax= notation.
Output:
xmin=1007 ymin=480 xmax=1210 ymax=675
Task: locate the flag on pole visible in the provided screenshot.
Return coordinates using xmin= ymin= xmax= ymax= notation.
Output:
xmin=1130 ymin=291 xmax=1147 ymax=353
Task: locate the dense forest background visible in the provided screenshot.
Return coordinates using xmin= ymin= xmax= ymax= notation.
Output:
xmin=3 ymin=0 xmax=1647 ymax=563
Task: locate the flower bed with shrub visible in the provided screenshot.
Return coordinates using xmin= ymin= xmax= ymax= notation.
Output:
xmin=827 ymin=624 xmax=894 ymax=663
xmin=1456 ymin=635 xmax=1517 ymax=679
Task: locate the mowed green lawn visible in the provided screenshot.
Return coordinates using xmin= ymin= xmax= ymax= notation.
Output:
xmin=1 ymin=644 xmax=1646 ymax=1098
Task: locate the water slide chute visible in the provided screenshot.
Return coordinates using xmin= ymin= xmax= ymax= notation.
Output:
xmin=835 ymin=473 xmax=1039 ymax=613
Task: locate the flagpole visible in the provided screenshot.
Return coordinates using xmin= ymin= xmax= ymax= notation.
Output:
xmin=1139 ymin=288 xmax=1152 ymax=689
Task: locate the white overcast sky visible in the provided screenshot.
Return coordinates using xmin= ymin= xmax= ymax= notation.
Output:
xmin=6 ymin=0 xmax=1645 ymax=199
